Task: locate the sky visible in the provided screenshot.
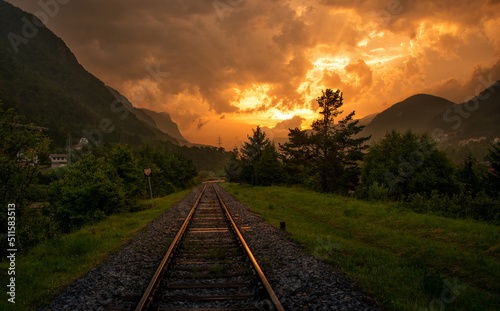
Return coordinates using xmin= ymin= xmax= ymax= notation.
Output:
xmin=7 ymin=0 xmax=500 ymax=149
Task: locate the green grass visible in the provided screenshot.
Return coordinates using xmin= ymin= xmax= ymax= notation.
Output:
xmin=0 ymin=189 xmax=191 ymax=311
xmin=222 ymin=183 xmax=500 ymax=311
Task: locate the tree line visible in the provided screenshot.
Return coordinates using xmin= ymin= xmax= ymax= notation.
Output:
xmin=226 ymin=89 xmax=500 ymax=224
xmin=1 ymin=104 xmax=198 ymax=253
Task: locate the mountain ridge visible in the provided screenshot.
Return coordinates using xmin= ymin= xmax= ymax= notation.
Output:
xmin=0 ymin=0 xmax=181 ymax=147
xmin=360 ymin=86 xmax=500 ymax=143
xmin=139 ymin=108 xmax=189 ymax=145
xmin=362 ymin=94 xmax=456 ymax=141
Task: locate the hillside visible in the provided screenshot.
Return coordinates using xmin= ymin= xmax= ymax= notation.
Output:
xmin=140 ymin=108 xmax=189 ymax=145
xmin=222 ymin=183 xmax=500 ymax=311
xmin=357 ymin=112 xmax=378 ymax=127
xmin=362 ymin=94 xmax=455 ymax=141
xmin=106 ymin=86 xmax=158 ymax=129
xmin=0 ymin=1 xmax=177 ymax=147
xmin=429 ymin=80 xmax=500 ymax=141
xmin=361 ymin=84 xmax=500 ymax=144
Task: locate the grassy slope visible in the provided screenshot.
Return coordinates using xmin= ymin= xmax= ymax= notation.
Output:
xmin=0 ymin=189 xmax=191 ymax=311
xmin=222 ymin=183 xmax=500 ymax=311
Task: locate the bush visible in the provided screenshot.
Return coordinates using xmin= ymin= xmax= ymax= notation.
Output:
xmin=362 ymin=130 xmax=460 ymax=199
xmin=16 ymin=204 xmax=58 ymax=252
xmin=106 ymin=145 xmax=144 ymax=210
xmin=52 ymin=154 xmax=126 ymax=232
xmin=162 ymin=181 xmax=176 ymax=196
xmin=367 ymin=182 xmax=389 ymax=201
xmin=401 ymin=193 xmax=428 ymax=213
xmin=137 ymin=146 xmax=197 ymax=195
xmin=254 ymin=144 xmax=284 ymax=186
xmin=463 ymin=192 xmax=500 ymax=223
xmin=400 ymin=191 xmax=500 ymax=224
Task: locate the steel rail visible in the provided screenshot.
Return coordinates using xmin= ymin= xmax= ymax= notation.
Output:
xmin=214 ymin=185 xmax=285 ymax=311
xmin=134 ymin=184 xmax=207 ymax=311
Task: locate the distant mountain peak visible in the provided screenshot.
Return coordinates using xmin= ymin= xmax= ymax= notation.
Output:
xmin=362 ymin=83 xmax=500 ymax=143
xmin=140 ymin=108 xmax=189 ymax=145
xmin=363 ymin=93 xmax=455 ymax=140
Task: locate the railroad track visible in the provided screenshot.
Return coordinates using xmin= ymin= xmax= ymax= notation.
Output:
xmin=134 ymin=183 xmax=284 ymax=311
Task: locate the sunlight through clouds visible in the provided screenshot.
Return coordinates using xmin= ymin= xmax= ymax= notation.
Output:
xmin=7 ymin=0 xmax=500 ymax=148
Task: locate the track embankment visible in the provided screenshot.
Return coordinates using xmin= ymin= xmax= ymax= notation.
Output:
xmin=41 ymin=184 xmax=381 ymax=311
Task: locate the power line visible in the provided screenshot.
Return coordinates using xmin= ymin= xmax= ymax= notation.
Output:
xmin=217 ymin=136 xmax=222 ymax=148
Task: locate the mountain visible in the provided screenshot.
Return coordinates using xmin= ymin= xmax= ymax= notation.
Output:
xmin=357 ymin=113 xmax=378 ymax=127
xmin=106 ymin=86 xmax=158 ymax=128
xmin=361 ymin=84 xmax=500 ymax=143
xmin=362 ymin=94 xmax=456 ymax=141
xmin=0 ymin=1 xmax=234 ymax=172
xmin=106 ymin=87 xmax=190 ymax=144
xmin=140 ymin=109 xmax=189 ymax=145
xmin=429 ymin=80 xmax=500 ymax=141
xmin=0 ymin=1 xmax=178 ymax=146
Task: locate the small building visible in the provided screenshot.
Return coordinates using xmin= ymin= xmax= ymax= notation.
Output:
xmin=73 ymin=136 xmax=89 ymax=150
xmin=49 ymin=154 xmax=69 ymax=169
xmin=16 ymin=150 xmax=39 ymax=167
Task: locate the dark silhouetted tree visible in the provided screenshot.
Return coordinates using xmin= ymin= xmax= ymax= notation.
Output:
xmin=239 ymin=126 xmax=270 ymax=184
xmin=362 ymin=130 xmax=460 ymax=198
xmin=487 ymin=142 xmax=500 ymax=198
xmin=0 ymin=106 xmax=51 ymax=209
xmin=106 ymin=145 xmax=143 ymax=209
xmin=254 ymin=144 xmax=284 ymax=186
xmin=225 ymin=147 xmax=243 ymax=182
xmin=53 ymin=154 xmax=126 ymax=232
xmin=281 ymin=89 xmax=369 ymax=193
xmin=280 ymin=128 xmax=314 ymax=186
xmin=458 ymin=154 xmax=480 ymax=196
xmin=136 ymin=145 xmax=197 ymax=196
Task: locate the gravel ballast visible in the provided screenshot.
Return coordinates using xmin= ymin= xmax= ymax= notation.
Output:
xmin=214 ymin=184 xmax=382 ymax=311
xmin=41 ymin=184 xmax=382 ymax=311
xmin=41 ymin=186 xmax=203 ymax=311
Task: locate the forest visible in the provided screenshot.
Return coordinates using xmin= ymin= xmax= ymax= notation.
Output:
xmin=0 ymin=104 xmax=200 ymax=255
xmin=226 ymin=89 xmax=500 ymax=224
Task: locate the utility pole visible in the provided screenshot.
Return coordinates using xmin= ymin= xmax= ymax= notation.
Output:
xmin=68 ymin=132 xmax=72 ymax=165
xmin=217 ymin=136 xmax=222 ymax=149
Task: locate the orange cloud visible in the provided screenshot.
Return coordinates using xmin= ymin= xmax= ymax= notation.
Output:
xmin=6 ymin=0 xmax=500 ymax=147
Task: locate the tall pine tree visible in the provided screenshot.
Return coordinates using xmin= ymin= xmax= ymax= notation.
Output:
xmin=254 ymin=144 xmax=284 ymax=186
xmin=225 ymin=147 xmax=243 ymax=183
xmin=239 ymin=126 xmax=270 ymax=184
xmin=281 ymin=89 xmax=370 ymax=193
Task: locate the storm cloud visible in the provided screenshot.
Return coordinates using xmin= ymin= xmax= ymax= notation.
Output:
xmin=6 ymin=0 xmax=500 ymax=147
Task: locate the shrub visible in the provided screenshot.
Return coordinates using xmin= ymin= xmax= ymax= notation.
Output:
xmin=52 ymin=154 xmax=126 ymax=232
xmin=17 ymin=204 xmax=58 ymax=251
xmin=362 ymin=130 xmax=460 ymax=199
xmin=367 ymin=182 xmax=389 ymax=201
xmin=400 ymin=191 xmax=500 ymax=224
